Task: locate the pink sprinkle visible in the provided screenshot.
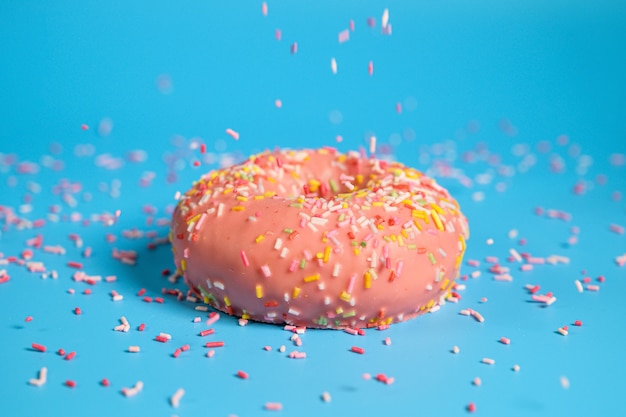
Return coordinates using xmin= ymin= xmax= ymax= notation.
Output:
xmin=207 ymin=312 xmax=220 ymax=326
xmin=338 ymin=29 xmax=349 ymax=43
xmin=609 ymin=224 xmax=625 ymax=234
xmin=586 ymin=284 xmax=600 ymax=291
xmin=263 ymin=346 xmax=272 ymax=351
xmin=473 ymin=377 xmax=482 ymax=386
xmin=362 ymin=373 xmax=371 ymax=380
xmin=395 ymin=102 xmax=402 ymax=113
xmin=274 ymin=99 xmax=282 ymax=108
xmin=368 ymin=61 xmax=374 ymax=76
xmin=261 ymin=1 xmax=267 ymax=16
xmin=384 ymin=337 xmax=391 ymax=346
xmin=499 ymin=337 xmax=511 ymax=345
xmin=482 ymin=358 xmax=495 ymax=365
xmin=206 ymin=350 xmax=216 ymax=358
xmin=520 ymin=264 xmax=533 ymax=272
xmin=290 ymin=42 xmax=298 ymax=54
xmin=349 ymin=19 xmax=355 ymax=31
xmin=265 ymin=402 xmax=283 ymax=411
xmin=275 ymin=28 xmax=282 ymax=41
xmin=467 ymin=259 xmax=480 ymax=267
xmin=25 ymin=316 xmax=33 ymax=322
xmin=225 ymin=128 xmax=239 ymax=141
xmin=80 ymin=124 xmax=89 ymax=130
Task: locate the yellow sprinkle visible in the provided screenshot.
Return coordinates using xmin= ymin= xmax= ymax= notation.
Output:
xmin=231 ymin=206 xmax=245 ymax=212
xmin=203 ymin=296 xmax=210 ymax=304
xmin=440 ymin=278 xmax=450 ymax=290
xmin=236 ymin=196 xmax=248 ymax=202
xmin=255 ymin=285 xmax=263 ymax=299
xmin=339 ymin=291 xmax=351 ymax=302
xmin=363 ymin=271 xmax=372 ymax=289
xmin=356 ymin=174 xmax=363 ymax=184
xmin=397 ymin=235 xmax=404 ymax=247
xmin=187 ymin=213 xmax=201 ymax=225
xmin=390 ymin=235 xmax=397 ymax=242
xmin=323 ymin=246 xmax=331 ymax=263
xmin=224 ymin=296 xmax=231 ymax=306
xmin=292 ymin=287 xmax=301 ymax=298
xmin=413 ymin=219 xmax=423 ymax=230
xmin=455 ymin=255 xmax=462 ymax=269
xmin=254 ymin=195 xmax=265 ymax=200
xmin=181 ymin=259 xmax=187 ymax=272
xmin=255 ymin=235 xmax=265 ymax=243
xmin=431 ymin=203 xmax=445 ymax=214
xmin=335 ymin=306 xmax=344 ymax=314
xmin=222 ymin=188 xmax=234 ymax=194
xmin=304 ymin=274 xmax=320 ymax=283
xmin=426 ymin=299 xmax=435 ymax=309
xmin=308 ymin=179 xmax=320 ymax=192
xmin=431 ymin=210 xmax=444 ymax=231
xmin=353 ymin=248 xmax=360 ymax=256
xmin=316 ymin=252 xmax=323 ymax=259
xmin=372 ymin=202 xmax=384 ymax=207
xmin=459 ymin=235 xmax=466 ymax=252
xmin=242 ymin=313 xmax=250 ymax=320
xmin=376 ymin=224 xmax=384 ymax=230
xmin=401 ymin=229 xmax=408 ymax=239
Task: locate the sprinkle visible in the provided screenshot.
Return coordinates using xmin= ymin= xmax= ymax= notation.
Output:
xmin=586 ymin=284 xmax=600 ymax=291
xmin=261 ymin=264 xmax=272 ymax=278
xmin=575 ymin=280 xmax=584 ymax=292
xmin=338 ymin=29 xmax=349 ymax=43
xmin=265 ymin=402 xmax=283 ymax=411
xmin=65 ymin=380 xmax=77 ymax=388
xmin=128 ymin=346 xmax=140 ymax=353
xmin=473 ymin=377 xmax=482 ymax=386
xmin=74 ymin=307 xmax=82 ymax=315
xmin=170 ymin=388 xmax=185 ymax=408
xmin=31 ymin=343 xmax=46 ymax=352
xmin=452 ymin=346 xmax=460 ymax=354
xmin=205 ymin=341 xmax=225 ymax=348
xmin=225 ymin=128 xmax=239 ymax=140
xmin=472 ymin=310 xmax=485 ymax=323
xmin=351 ymin=346 xmax=365 ymax=354
xmin=557 ymin=327 xmax=569 ymax=336
xmin=121 ymin=381 xmax=143 ymax=397
xmin=240 ymin=250 xmax=250 ymax=267
xmin=482 ymin=357 xmax=495 ymax=365
xmin=236 ymin=370 xmax=249 ymax=379
xmin=321 ymin=391 xmax=332 ymax=402
xmin=65 ymin=351 xmax=76 ymax=360
xmin=467 ymin=402 xmax=476 ymax=413
xmin=331 ymin=58 xmax=337 ymax=74
xmin=499 ymin=337 xmax=511 ymax=345
xmin=28 ymin=367 xmax=48 ymax=387
xmin=101 ymin=378 xmax=110 ymax=386
xmin=574 ymin=320 xmax=583 ymax=326
xmin=512 ymin=364 xmax=521 ymax=372
xmin=368 ymin=60 xmax=374 ymax=76
xmin=560 ymin=376 xmax=570 ymax=389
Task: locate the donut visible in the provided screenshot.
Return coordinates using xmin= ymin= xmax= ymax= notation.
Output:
xmin=170 ymin=147 xmax=469 ymax=329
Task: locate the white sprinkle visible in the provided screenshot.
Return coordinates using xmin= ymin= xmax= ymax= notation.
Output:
xmin=575 ymin=280 xmax=583 ymax=293
xmin=170 ymin=388 xmax=185 ymax=408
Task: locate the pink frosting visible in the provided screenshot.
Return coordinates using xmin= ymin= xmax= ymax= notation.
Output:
xmin=170 ymin=148 xmax=469 ymax=329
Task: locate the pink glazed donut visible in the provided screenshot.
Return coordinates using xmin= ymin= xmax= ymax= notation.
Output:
xmin=170 ymin=148 xmax=469 ymax=329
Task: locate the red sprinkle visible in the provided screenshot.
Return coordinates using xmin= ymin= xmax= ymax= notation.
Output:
xmin=58 ymin=348 xmax=66 ymax=356
xmin=74 ymin=307 xmax=82 ymax=315
xmin=65 ymin=380 xmax=77 ymax=388
xmin=173 ymin=348 xmax=182 ymax=358
xmin=574 ymin=320 xmax=583 ymax=326
xmin=154 ymin=297 xmax=164 ymax=303
xmin=205 ymin=341 xmax=225 ymax=348
xmin=199 ymin=329 xmax=215 ymax=337
xmin=138 ymin=323 xmax=146 ymax=332
xmin=155 ymin=336 xmax=168 ymax=343
xmin=32 ymin=343 xmax=46 ymax=352
xmin=25 ymin=316 xmax=33 ymax=322
xmin=101 ymin=378 xmax=110 ymax=387
xmin=67 ymin=261 xmax=83 ymax=269
xmin=181 ymin=344 xmax=190 ymax=352
xmin=137 ymin=288 xmax=147 ymax=297
xmin=65 ymin=351 xmax=76 ymax=360
xmin=237 ymin=370 xmax=249 ymax=379
xmin=351 ymin=346 xmax=365 ymax=354
xmin=467 ymin=402 xmax=476 ymax=413
xmin=143 ymin=296 xmax=153 ymax=303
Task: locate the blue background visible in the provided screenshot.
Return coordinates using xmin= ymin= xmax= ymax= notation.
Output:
xmin=1 ymin=1 xmax=625 ymax=416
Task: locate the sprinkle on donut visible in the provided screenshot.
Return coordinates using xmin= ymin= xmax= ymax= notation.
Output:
xmin=170 ymin=147 xmax=469 ymax=329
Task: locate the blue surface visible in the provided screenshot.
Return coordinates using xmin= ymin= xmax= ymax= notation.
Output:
xmin=1 ymin=1 xmax=626 ymax=416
